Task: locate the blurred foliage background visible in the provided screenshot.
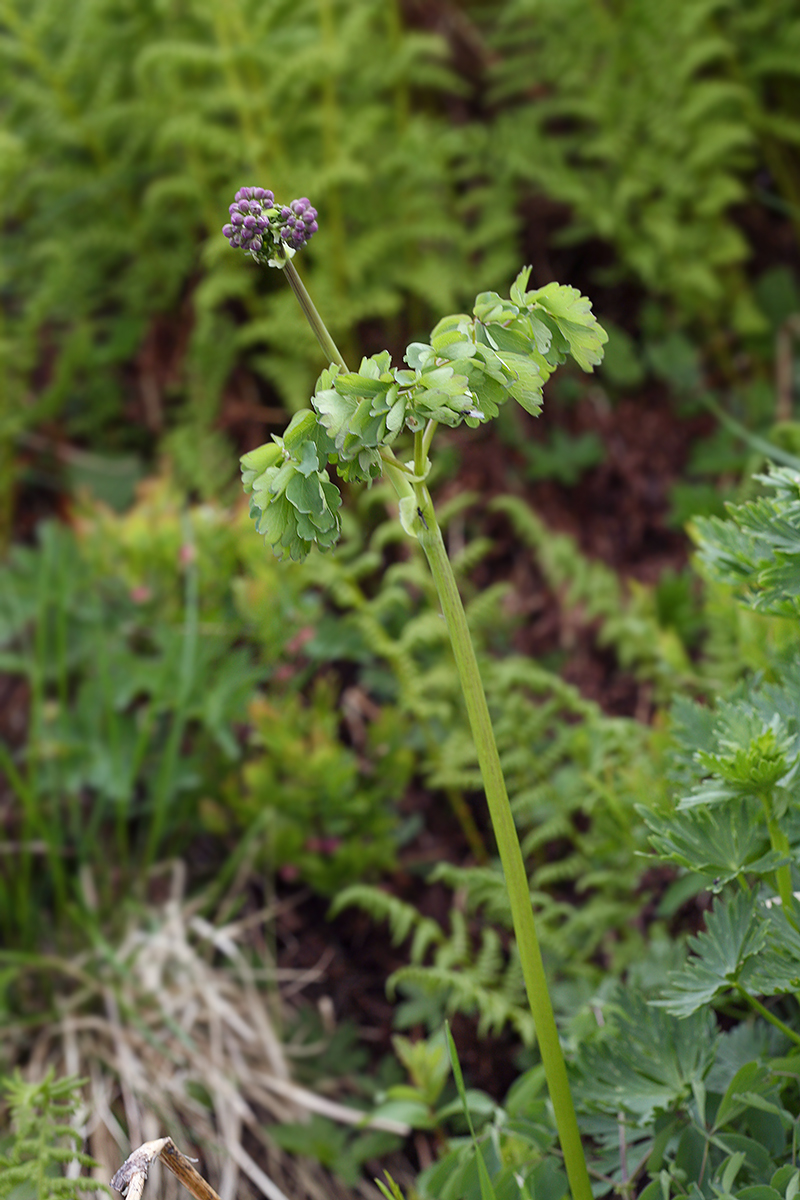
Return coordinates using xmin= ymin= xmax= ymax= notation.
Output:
xmin=2 ymin=0 xmax=800 ymax=1197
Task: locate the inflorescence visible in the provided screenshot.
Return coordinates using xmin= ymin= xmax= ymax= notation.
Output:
xmin=222 ymin=187 xmax=318 ymax=265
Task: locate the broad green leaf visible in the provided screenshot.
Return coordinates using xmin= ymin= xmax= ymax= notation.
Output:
xmin=335 ymin=373 xmax=386 ymax=399
xmin=282 ymin=408 xmax=319 ymax=453
xmin=430 ymin=326 xmax=477 ymax=359
xmin=474 ymin=290 xmax=518 ymax=326
xmin=714 ymin=1061 xmax=772 ymax=1130
xmin=771 ymin=1167 xmax=800 ymax=1198
xmin=314 ymin=387 xmax=358 ymax=443
xmin=485 ymin=324 xmax=536 ymax=356
xmin=240 ymin=440 xmax=282 ymax=488
xmin=286 ymin=472 xmax=325 ymax=517
xmin=498 ymin=352 xmax=543 ymax=416
xmin=404 ymin=342 xmax=434 ymax=370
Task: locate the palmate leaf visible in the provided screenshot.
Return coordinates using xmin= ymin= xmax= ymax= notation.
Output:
xmin=655 ymin=890 xmax=767 ymax=1017
xmin=693 ymin=464 xmax=800 ymax=616
xmin=640 ymin=798 xmax=783 ymax=887
xmin=747 ymin=902 xmax=800 ymax=996
xmin=674 ymin=695 xmax=800 ymax=811
xmin=575 ymin=991 xmax=717 ymax=1126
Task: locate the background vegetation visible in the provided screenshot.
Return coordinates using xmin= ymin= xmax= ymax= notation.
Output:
xmin=1 ymin=1 xmax=800 ymax=1198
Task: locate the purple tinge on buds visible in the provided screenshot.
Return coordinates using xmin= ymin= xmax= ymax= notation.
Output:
xmin=222 ymin=186 xmax=318 ymax=261
xmin=278 ymin=198 xmax=318 ymax=249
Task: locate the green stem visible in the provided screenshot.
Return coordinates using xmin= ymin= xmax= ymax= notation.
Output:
xmin=407 ymin=480 xmax=591 ymax=1200
xmin=734 ymin=983 xmax=800 ymax=1046
xmin=762 ymin=795 xmax=798 ymax=933
xmin=421 ymin=418 xmax=438 ymax=461
xmin=281 ymin=270 xmax=592 ymax=1200
xmin=282 ymin=260 xmax=348 ymax=371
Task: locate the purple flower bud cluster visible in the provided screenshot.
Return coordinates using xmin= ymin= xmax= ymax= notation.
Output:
xmin=222 ymin=186 xmax=318 ymax=262
xmin=277 ymin=197 xmax=318 ymax=250
xmin=222 ymin=186 xmax=275 ymax=255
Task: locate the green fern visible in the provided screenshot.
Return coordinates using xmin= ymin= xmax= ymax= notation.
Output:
xmin=1 ymin=0 xmax=517 ymax=449
xmin=318 ymin=496 xmax=665 ymax=1040
xmin=0 ymin=1071 xmax=108 ymax=1200
xmin=492 ymin=494 xmax=697 ymax=697
xmin=478 ymin=0 xmax=800 ymax=326
xmin=329 ymin=885 xmax=447 ymax=964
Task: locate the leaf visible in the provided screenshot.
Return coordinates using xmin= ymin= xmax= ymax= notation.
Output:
xmin=747 ymin=905 xmax=800 ymax=996
xmin=655 ymin=890 xmax=766 ymax=1017
xmin=495 ymin=352 xmax=544 ymax=416
xmin=525 ymin=282 xmax=608 ymax=371
xmin=714 ymin=1061 xmax=773 ymax=1130
xmin=641 ymin=798 xmax=781 ymax=886
xmin=314 ymin=386 xmax=359 ymax=445
xmin=445 ymin=1024 xmax=498 ymax=1200
xmin=509 ymin=266 xmax=533 ymax=307
xmin=376 ymin=1173 xmax=407 ymax=1200
xmin=693 ymin=465 xmax=800 ymax=616
xmin=575 ymin=991 xmax=717 ymax=1126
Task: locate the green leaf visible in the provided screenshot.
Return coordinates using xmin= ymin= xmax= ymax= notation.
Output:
xmin=525 ymin=282 xmax=608 ymax=371
xmin=376 ymin=1173 xmax=407 ymax=1200
xmin=313 ymin=386 xmax=358 ymax=445
xmin=641 ymin=799 xmax=781 ymax=886
xmin=655 ymin=891 xmax=766 ymax=1017
xmin=283 ymin=408 xmax=321 ymax=453
xmin=693 ymin=465 xmax=800 ymax=616
xmin=714 ymin=1061 xmax=772 ymax=1130
xmin=575 ymin=991 xmax=717 ymax=1125
xmin=404 ymin=341 xmax=435 ymax=370
xmin=509 ymin=266 xmax=533 ymax=308
xmin=736 ymin=1189 xmax=782 ymax=1200
xmin=497 ymin=351 xmax=543 ymax=416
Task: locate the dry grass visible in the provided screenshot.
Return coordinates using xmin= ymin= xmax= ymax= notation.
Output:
xmin=3 ymin=861 xmax=413 ymax=1200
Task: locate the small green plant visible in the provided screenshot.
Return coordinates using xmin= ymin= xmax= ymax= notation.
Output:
xmin=226 ymin=679 xmax=413 ymax=894
xmin=0 ymin=1070 xmax=108 ymax=1199
xmin=560 ymin=464 xmax=800 ymax=1199
xmin=0 ymin=474 xmax=333 ymax=946
xmin=228 ymin=182 xmax=607 ymax=1200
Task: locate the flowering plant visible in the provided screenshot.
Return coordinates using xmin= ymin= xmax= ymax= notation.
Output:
xmin=225 ymin=187 xmax=607 ymax=1200
xmin=222 ymin=186 xmax=318 ymax=264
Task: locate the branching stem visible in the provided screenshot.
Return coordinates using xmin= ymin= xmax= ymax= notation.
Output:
xmin=282 ymin=265 xmax=593 ymax=1200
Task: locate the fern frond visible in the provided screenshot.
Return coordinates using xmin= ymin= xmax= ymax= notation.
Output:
xmin=0 ymin=1071 xmax=108 ymax=1199
xmin=329 ymin=885 xmax=445 ymax=953
xmin=431 ymin=864 xmax=513 ymax=926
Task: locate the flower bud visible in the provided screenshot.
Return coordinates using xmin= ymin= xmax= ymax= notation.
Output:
xmin=224 ymin=186 xmax=319 ymax=261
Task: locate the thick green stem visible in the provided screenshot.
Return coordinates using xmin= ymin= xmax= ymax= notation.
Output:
xmin=281 ymin=270 xmax=591 ymax=1200
xmin=408 ymin=473 xmax=592 ymax=1200
xmin=282 ymin=259 xmax=348 ymax=371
